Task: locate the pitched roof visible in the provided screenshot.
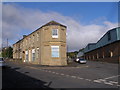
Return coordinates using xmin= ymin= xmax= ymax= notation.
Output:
xmin=42 ymin=20 xmax=67 ymax=28
xmin=13 ymin=21 xmax=67 ymax=45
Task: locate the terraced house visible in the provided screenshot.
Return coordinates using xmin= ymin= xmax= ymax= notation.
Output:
xmin=13 ymin=21 xmax=67 ymax=66
xmin=84 ymin=27 xmax=120 ymax=63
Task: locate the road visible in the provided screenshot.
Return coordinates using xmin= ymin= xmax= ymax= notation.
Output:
xmin=2 ymin=60 xmax=120 ymax=89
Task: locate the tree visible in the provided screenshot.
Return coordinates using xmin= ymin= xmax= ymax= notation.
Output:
xmin=2 ymin=46 xmax=13 ymax=58
xmin=67 ymin=51 xmax=79 ymax=58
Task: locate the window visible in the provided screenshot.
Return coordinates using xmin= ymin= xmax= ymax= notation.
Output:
xmin=26 ymin=39 xmax=27 ymax=45
xmin=25 ymin=50 xmax=28 ymax=62
xmin=36 ymin=48 xmax=39 ymax=58
xmin=51 ymin=46 xmax=59 ymax=57
xmin=33 ymin=35 xmax=35 ymax=42
xmin=93 ymin=55 xmax=94 ymax=60
xmin=52 ymin=29 xmax=58 ymax=38
xmin=97 ymin=53 xmax=99 ymax=59
xmin=103 ymin=52 xmax=105 ymax=58
xmin=110 ymin=51 xmax=113 ymax=57
xmin=37 ymin=33 xmax=39 ymax=41
xmin=32 ymin=49 xmax=35 ymax=61
xmin=29 ymin=37 xmax=31 ymax=44
xmin=108 ymin=32 xmax=111 ymax=41
xmin=88 ymin=45 xmax=90 ymax=50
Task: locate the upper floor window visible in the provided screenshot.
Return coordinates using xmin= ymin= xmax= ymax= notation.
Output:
xmin=52 ymin=29 xmax=58 ymax=38
xmin=37 ymin=33 xmax=39 ymax=41
xmin=29 ymin=37 xmax=31 ymax=44
xmin=26 ymin=39 xmax=27 ymax=45
xmin=33 ymin=35 xmax=35 ymax=42
xmin=108 ymin=32 xmax=111 ymax=41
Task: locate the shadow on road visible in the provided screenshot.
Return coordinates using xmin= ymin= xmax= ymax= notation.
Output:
xmin=2 ymin=66 xmax=54 ymax=89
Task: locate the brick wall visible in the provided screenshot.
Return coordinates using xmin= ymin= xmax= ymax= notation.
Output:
xmin=84 ymin=41 xmax=120 ymax=63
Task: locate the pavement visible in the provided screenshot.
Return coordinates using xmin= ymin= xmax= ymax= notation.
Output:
xmin=2 ymin=60 xmax=120 ymax=89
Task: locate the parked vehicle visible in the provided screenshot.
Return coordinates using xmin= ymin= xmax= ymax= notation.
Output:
xmin=75 ymin=57 xmax=87 ymax=64
xmin=0 ymin=57 xmax=6 ymax=67
xmin=79 ymin=58 xmax=87 ymax=64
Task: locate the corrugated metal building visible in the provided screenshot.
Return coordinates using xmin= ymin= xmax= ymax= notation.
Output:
xmin=84 ymin=27 xmax=120 ymax=63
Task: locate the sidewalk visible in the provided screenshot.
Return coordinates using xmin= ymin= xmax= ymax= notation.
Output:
xmin=6 ymin=59 xmax=80 ymax=68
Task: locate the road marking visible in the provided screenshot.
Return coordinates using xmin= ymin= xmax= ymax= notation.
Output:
xmin=61 ymin=73 xmax=64 ymax=76
xmin=109 ymin=81 xmax=118 ymax=84
xmin=103 ymin=75 xmax=120 ymax=80
xmin=103 ymin=82 xmax=114 ymax=85
xmin=85 ymin=79 xmax=92 ymax=81
xmin=117 ymin=85 xmax=120 ymax=87
xmin=77 ymin=77 xmax=84 ymax=80
xmin=93 ymin=79 xmax=118 ymax=86
xmin=19 ymin=65 xmax=119 ymax=87
xmin=52 ymin=72 xmax=55 ymax=74
xmin=93 ymin=80 xmax=101 ymax=83
xmin=55 ymin=72 xmax=58 ymax=74
xmin=98 ymin=79 xmax=106 ymax=81
xmin=71 ymin=76 xmax=76 ymax=78
xmin=48 ymin=71 xmax=51 ymax=72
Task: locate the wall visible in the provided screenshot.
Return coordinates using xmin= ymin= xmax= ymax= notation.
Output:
xmin=41 ymin=25 xmax=67 ymax=66
xmin=13 ymin=22 xmax=67 ymax=66
xmin=84 ymin=28 xmax=118 ymax=53
xmin=84 ymin=41 xmax=120 ymax=63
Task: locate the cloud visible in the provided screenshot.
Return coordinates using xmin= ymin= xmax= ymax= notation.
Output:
xmin=2 ymin=3 xmax=118 ymax=51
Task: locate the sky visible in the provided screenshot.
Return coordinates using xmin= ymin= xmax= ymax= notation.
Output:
xmin=2 ymin=2 xmax=118 ymax=52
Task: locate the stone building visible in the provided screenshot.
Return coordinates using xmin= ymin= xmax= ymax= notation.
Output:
xmin=13 ymin=21 xmax=67 ymax=66
xmin=84 ymin=27 xmax=120 ymax=63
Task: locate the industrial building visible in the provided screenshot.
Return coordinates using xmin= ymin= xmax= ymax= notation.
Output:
xmin=13 ymin=21 xmax=67 ymax=66
xmin=84 ymin=27 xmax=120 ymax=63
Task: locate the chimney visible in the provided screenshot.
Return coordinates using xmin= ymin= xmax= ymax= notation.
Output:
xmin=23 ymin=35 xmax=26 ymax=38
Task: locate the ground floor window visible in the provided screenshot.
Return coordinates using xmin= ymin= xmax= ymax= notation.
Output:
xmin=97 ymin=53 xmax=99 ymax=59
xmin=103 ymin=52 xmax=105 ymax=58
xmin=110 ymin=51 xmax=113 ymax=57
xmin=32 ymin=49 xmax=35 ymax=61
xmin=36 ymin=48 xmax=39 ymax=58
xmin=93 ymin=55 xmax=94 ymax=60
xmin=25 ymin=50 xmax=28 ymax=62
xmin=51 ymin=46 xmax=59 ymax=57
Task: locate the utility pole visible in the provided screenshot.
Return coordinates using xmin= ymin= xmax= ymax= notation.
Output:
xmin=7 ymin=38 xmax=8 ymax=47
xmin=7 ymin=38 xmax=9 ymax=58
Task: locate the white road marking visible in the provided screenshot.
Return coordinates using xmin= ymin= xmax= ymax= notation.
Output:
xmin=71 ymin=76 xmax=76 ymax=78
xmin=47 ymin=71 xmax=51 ymax=73
xmin=109 ymin=81 xmax=118 ymax=84
xmin=103 ymin=75 xmax=120 ymax=80
xmin=55 ymin=73 xmax=59 ymax=75
xmin=61 ymin=73 xmax=64 ymax=75
xmin=98 ymin=79 xmax=106 ymax=81
xmin=104 ymin=82 xmax=114 ymax=85
xmin=85 ymin=79 xmax=92 ymax=81
xmin=19 ymin=66 xmax=119 ymax=87
xmin=117 ymin=85 xmax=120 ymax=87
xmin=52 ymin=72 xmax=55 ymax=74
xmin=93 ymin=80 xmax=102 ymax=83
xmin=77 ymin=77 xmax=84 ymax=80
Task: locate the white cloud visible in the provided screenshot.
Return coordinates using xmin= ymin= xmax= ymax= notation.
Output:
xmin=2 ymin=3 xmax=118 ymax=51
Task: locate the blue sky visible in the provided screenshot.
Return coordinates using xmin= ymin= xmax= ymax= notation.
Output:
xmin=2 ymin=2 xmax=118 ymax=51
xmin=5 ymin=2 xmax=118 ymax=23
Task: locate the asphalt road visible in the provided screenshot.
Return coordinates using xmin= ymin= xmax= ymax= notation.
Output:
xmin=2 ymin=60 xmax=120 ymax=89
